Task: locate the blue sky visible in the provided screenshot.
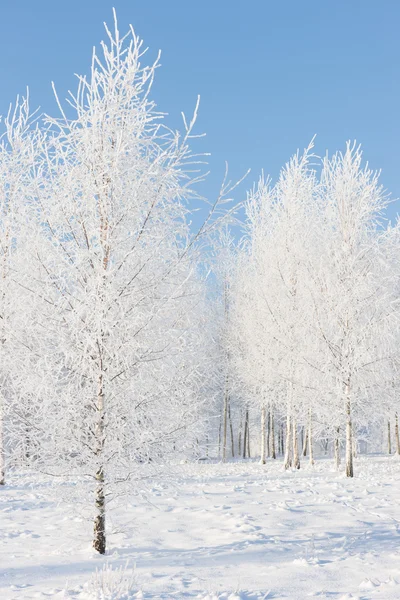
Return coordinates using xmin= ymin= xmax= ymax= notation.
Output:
xmin=1 ymin=1 xmax=399 ymax=221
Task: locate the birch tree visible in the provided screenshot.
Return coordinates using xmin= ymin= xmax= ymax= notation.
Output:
xmin=21 ymin=14 xmax=217 ymax=553
xmin=231 ymin=145 xmax=320 ymax=469
xmin=310 ymin=144 xmax=393 ymax=476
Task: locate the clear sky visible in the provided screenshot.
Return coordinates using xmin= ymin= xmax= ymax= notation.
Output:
xmin=0 ymin=1 xmax=399 ymax=221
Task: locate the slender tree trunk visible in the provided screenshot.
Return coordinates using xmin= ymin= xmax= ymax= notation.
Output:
xmin=228 ymin=405 xmax=235 ymax=458
xmin=92 ymin=195 xmax=112 ymax=555
xmin=395 ymin=413 xmax=400 ymax=455
xmin=285 ymin=376 xmax=294 ymax=469
xmin=93 ymin=465 xmax=106 ymax=554
xmin=270 ymin=409 xmax=276 ymax=459
xmin=284 ymin=411 xmax=292 ymax=470
xmin=334 ymin=426 xmax=340 ymax=470
xmin=300 ymin=427 xmax=304 ymax=457
xmin=222 ymin=279 xmax=230 ymax=462
xmin=260 ymin=405 xmax=266 ymax=464
xmin=93 ymin=373 xmax=106 ymax=554
xmin=243 ymin=409 xmax=248 ymax=459
xmin=293 ymin=417 xmax=300 ymax=469
xmin=388 ymin=420 xmax=391 ymax=455
xmin=302 ymin=430 xmax=308 ymax=457
xmin=308 ymin=408 xmax=314 ymax=466
xmin=281 ymin=423 xmax=284 ymax=455
xmin=246 ymin=409 xmax=251 ymax=458
xmin=345 ymin=381 xmax=353 ymax=477
xmin=222 ymin=380 xmax=229 ymax=463
xmin=277 ymin=425 xmax=281 ymax=457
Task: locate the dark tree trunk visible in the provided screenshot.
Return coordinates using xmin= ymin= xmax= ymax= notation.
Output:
xmin=93 ymin=466 xmax=106 ymax=554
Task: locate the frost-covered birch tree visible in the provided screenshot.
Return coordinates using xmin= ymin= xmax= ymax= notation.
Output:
xmin=231 ymin=145 xmax=320 ymax=469
xmin=20 ymin=15 xmax=216 ymax=554
xmin=310 ymin=144 xmax=392 ymax=476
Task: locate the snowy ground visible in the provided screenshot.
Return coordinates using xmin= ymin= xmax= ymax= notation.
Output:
xmin=1 ymin=456 xmax=400 ymax=599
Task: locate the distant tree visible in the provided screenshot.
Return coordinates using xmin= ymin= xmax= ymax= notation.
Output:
xmin=231 ymin=145 xmax=319 ymax=469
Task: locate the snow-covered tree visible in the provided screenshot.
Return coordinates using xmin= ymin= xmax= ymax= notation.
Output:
xmin=310 ymin=144 xmax=393 ymax=476
xmin=231 ymin=145 xmax=320 ymax=469
xmin=19 ymin=14 xmax=217 ymax=553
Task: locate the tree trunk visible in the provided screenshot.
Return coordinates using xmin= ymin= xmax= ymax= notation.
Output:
xmin=284 ymin=412 xmax=292 ymax=470
xmin=266 ymin=408 xmax=270 ymax=459
xmin=281 ymin=423 xmax=284 ymax=455
xmin=246 ymin=409 xmax=251 ymax=458
xmin=308 ymin=408 xmax=314 ymax=466
xmin=93 ymin=466 xmax=106 ymax=554
xmin=388 ymin=420 xmax=391 ymax=455
xmin=300 ymin=427 xmax=304 ymax=457
xmin=334 ymin=426 xmax=340 ymax=470
xmin=260 ymin=405 xmax=266 ymax=464
xmin=228 ymin=405 xmax=235 ymax=458
xmin=222 ymin=380 xmax=229 ymax=463
xmin=302 ymin=430 xmax=308 ymax=457
xmin=277 ymin=425 xmax=281 ymax=456
xmin=293 ymin=417 xmax=300 ymax=469
xmin=270 ymin=409 xmax=276 ymax=459
xmin=243 ymin=409 xmax=248 ymax=459
xmin=93 ymin=372 xmax=106 ymax=554
xmin=345 ymin=384 xmax=353 ymax=477
xmin=395 ymin=413 xmax=400 ymax=455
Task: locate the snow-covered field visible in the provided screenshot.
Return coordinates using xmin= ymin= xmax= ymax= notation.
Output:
xmin=1 ymin=456 xmax=400 ymax=599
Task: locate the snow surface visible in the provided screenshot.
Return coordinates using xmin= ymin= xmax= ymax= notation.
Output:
xmin=1 ymin=456 xmax=400 ymax=599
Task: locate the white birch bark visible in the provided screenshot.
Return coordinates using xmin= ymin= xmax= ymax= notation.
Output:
xmin=345 ymin=381 xmax=353 ymax=477
xmin=308 ymin=408 xmax=314 ymax=466
xmin=293 ymin=417 xmax=300 ymax=469
xmin=270 ymin=408 xmax=276 ymax=459
xmin=93 ymin=371 xmax=106 ymax=554
xmin=222 ymin=379 xmax=229 ymax=463
xmin=228 ymin=405 xmax=235 ymax=458
xmin=260 ymin=404 xmax=266 ymax=464
xmin=302 ymin=430 xmax=308 ymax=457
xmin=334 ymin=426 xmax=341 ymax=470
xmin=243 ymin=409 xmax=248 ymax=459
xmin=284 ymin=410 xmax=292 ymax=470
